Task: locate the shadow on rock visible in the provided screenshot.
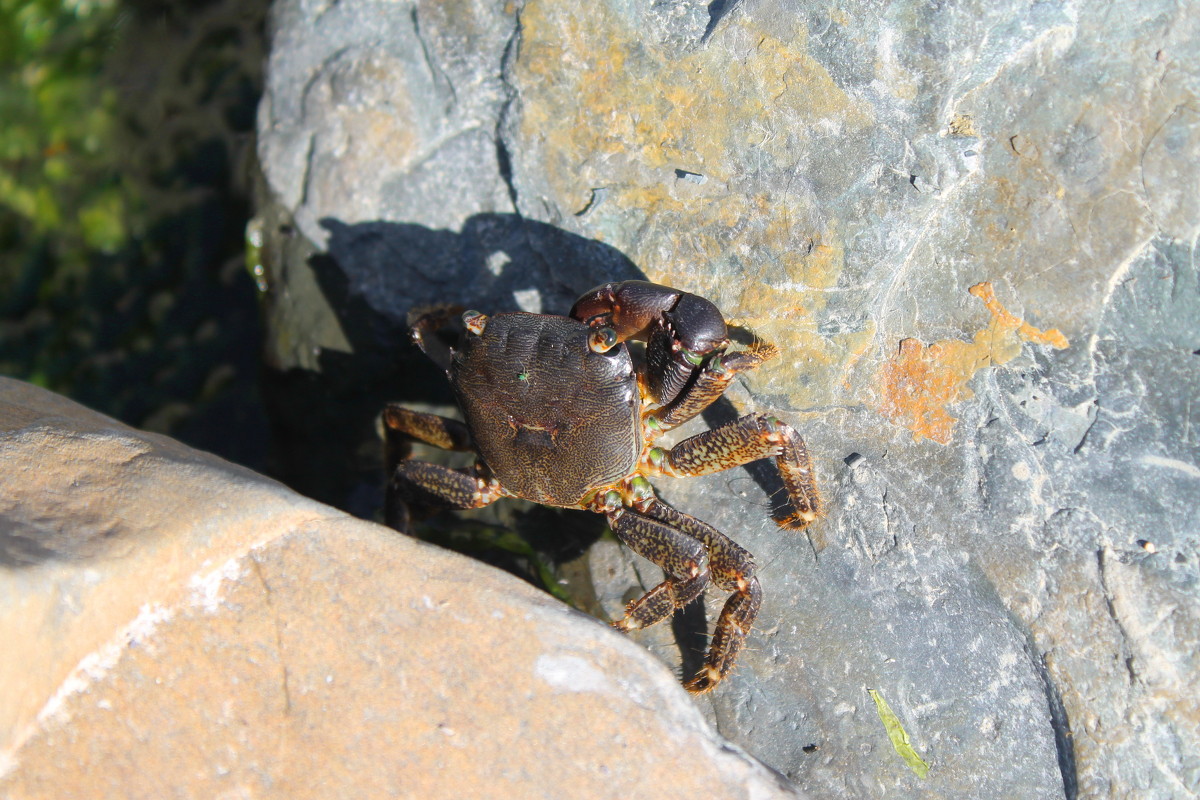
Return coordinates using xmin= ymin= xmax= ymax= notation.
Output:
xmin=260 ymin=213 xmax=646 ymax=603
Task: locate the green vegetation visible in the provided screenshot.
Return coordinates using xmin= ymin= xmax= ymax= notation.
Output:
xmin=869 ymin=687 xmax=931 ymax=779
xmin=1 ymin=0 xmax=127 ymax=257
xmin=0 ymin=0 xmax=268 ymax=466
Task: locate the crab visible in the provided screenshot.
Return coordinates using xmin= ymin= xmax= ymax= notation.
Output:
xmin=383 ymin=280 xmax=820 ymax=693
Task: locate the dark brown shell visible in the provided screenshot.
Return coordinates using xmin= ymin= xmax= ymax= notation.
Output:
xmin=450 ymin=313 xmax=642 ymax=506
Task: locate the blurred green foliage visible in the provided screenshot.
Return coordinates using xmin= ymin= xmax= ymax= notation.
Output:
xmin=0 ymin=0 xmax=128 ymax=258
xmin=0 ymin=0 xmax=269 ymax=467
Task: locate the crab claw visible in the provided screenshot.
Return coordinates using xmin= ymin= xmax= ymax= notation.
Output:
xmin=571 ymin=281 xmax=728 ymax=350
xmin=571 ymin=281 xmax=730 ymax=405
xmin=408 ymin=304 xmax=467 ymax=372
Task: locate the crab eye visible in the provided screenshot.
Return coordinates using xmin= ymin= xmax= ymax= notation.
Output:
xmin=588 ymin=326 xmax=619 ymax=353
xmin=462 ymin=310 xmax=488 ymax=336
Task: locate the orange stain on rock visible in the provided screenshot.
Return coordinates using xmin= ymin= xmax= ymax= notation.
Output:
xmin=967 ymin=282 xmax=1069 ymax=349
xmin=877 ymin=283 xmax=1069 ymax=444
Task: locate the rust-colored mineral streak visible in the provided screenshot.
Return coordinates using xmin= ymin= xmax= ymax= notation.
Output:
xmin=877 ymin=282 xmax=1069 ymax=444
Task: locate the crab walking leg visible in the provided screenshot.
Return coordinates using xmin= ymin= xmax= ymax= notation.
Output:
xmin=644 ymin=502 xmax=755 ymax=593
xmin=386 ymin=461 xmax=503 ymax=533
xmin=687 ymin=576 xmax=763 ymax=694
xmin=383 ymin=404 xmax=474 ymax=462
xmin=606 ymin=509 xmax=710 ymax=632
xmin=651 ymin=344 xmax=779 ymax=430
xmin=383 ymin=405 xmax=484 ymax=532
xmin=657 ymin=412 xmax=821 ymax=530
xmin=644 ymin=501 xmax=763 ymax=693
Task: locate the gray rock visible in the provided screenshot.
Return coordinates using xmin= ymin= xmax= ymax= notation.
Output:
xmin=256 ymin=0 xmax=1200 ymax=797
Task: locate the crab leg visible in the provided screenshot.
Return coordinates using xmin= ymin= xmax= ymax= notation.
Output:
xmin=407 ymin=304 xmax=467 ymax=373
xmin=382 ymin=405 xmax=497 ymax=532
xmin=642 ymin=502 xmax=762 ymax=693
xmin=654 ymin=412 xmax=821 ymax=530
xmin=607 ymin=509 xmax=710 ymax=632
xmin=386 ymin=460 xmax=503 ymax=533
xmin=688 ymin=575 xmax=763 ymax=693
xmin=609 ymin=500 xmax=763 ymax=693
xmin=644 ymin=502 xmax=756 ymax=594
xmin=383 ymin=404 xmax=473 ymax=460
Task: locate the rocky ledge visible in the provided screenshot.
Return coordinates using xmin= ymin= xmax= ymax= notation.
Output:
xmin=0 ymin=378 xmax=799 ymax=799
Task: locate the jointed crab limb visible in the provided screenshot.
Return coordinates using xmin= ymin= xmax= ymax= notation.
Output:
xmin=383 ymin=405 xmax=473 ymax=456
xmin=656 ymin=412 xmax=821 ymax=530
xmin=640 ymin=501 xmax=762 ymax=693
xmin=645 ymin=330 xmax=700 ymax=409
xmin=614 ymin=570 xmax=710 ymax=633
xmin=570 ymin=281 xmax=727 ymax=353
xmin=407 ymin=303 xmax=474 ymax=375
xmin=393 ymin=461 xmax=498 ymax=508
xmin=609 ymin=497 xmax=763 ymax=693
xmin=382 ymin=406 xmax=477 ymax=530
xmin=607 ymin=509 xmax=710 ymax=632
xmin=386 ymin=460 xmax=502 ymax=532
xmin=571 ymin=280 xmax=731 ymax=406
xmin=773 ymin=426 xmax=821 ymax=530
xmin=643 ymin=501 xmax=756 ymax=592
xmin=685 ymin=576 xmax=763 ymax=694
xmin=383 ymin=405 xmax=498 ymax=531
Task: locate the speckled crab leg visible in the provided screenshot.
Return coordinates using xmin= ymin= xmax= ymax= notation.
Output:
xmin=643 ymin=501 xmax=762 ymax=693
xmin=606 ymin=508 xmax=711 ymax=633
xmin=687 ymin=575 xmax=762 ymax=693
xmin=606 ymin=497 xmax=765 ymax=693
xmin=652 ymin=412 xmax=821 ymax=530
xmin=386 ymin=460 xmax=505 ymax=533
xmin=383 ymin=405 xmax=473 ymax=457
xmin=382 ymin=404 xmax=500 ymax=532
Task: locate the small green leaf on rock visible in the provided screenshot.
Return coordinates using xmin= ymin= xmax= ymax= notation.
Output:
xmin=868 ymin=688 xmax=929 ymax=779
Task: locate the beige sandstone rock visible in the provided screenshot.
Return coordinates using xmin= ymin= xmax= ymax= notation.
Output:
xmin=0 ymin=377 xmax=800 ymax=799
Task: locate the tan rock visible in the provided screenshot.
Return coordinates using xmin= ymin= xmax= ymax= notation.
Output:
xmin=0 ymin=378 xmax=801 ymax=799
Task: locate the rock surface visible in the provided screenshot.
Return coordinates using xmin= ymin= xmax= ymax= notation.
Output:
xmin=0 ymin=378 xmax=800 ymax=799
xmin=254 ymin=1 xmax=1200 ymax=798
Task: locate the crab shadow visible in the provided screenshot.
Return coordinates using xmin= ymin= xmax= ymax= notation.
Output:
xmin=258 ymin=211 xmax=788 ymax=683
xmin=262 ymin=213 xmax=635 ymax=525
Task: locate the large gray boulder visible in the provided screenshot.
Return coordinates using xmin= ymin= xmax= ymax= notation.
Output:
xmin=255 ymin=1 xmax=1200 ymax=797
